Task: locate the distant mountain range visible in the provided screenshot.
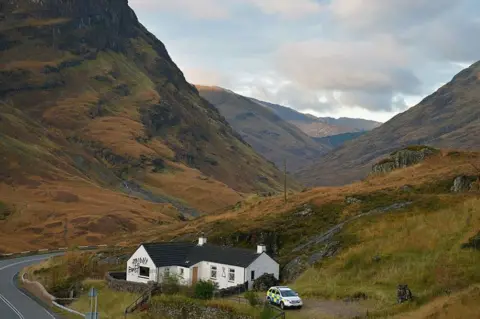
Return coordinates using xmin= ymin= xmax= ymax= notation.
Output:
xmin=196 ymin=86 xmax=330 ymax=171
xmin=295 ymin=60 xmax=480 ymax=186
xmin=251 ymin=98 xmax=382 ymax=137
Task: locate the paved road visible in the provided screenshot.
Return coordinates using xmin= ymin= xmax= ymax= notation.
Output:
xmin=0 ymin=254 xmax=62 ymax=319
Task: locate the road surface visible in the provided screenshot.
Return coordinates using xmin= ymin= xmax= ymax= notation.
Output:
xmin=0 ymin=254 xmax=61 ymax=319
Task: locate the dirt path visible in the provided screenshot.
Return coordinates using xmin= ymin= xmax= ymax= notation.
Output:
xmin=291 ymin=299 xmax=368 ymax=319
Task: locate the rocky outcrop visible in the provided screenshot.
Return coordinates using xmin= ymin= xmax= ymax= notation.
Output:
xmin=372 ymin=147 xmax=438 ymax=174
xmin=451 ymin=175 xmax=478 ymax=193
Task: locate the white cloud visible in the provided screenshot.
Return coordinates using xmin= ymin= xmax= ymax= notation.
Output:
xmin=245 ymin=0 xmax=322 ymax=18
xmin=129 ymin=0 xmax=230 ymax=19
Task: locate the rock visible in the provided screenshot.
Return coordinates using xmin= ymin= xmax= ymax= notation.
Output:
xmin=345 ymin=196 xmax=362 ymax=205
xmin=295 ymin=204 xmax=313 ymax=217
xmin=400 ymin=185 xmax=414 ymax=192
xmin=451 ymin=175 xmax=477 ymax=193
xmin=397 ymin=284 xmax=413 ymax=303
xmin=372 ymin=146 xmax=438 ymax=174
xmin=282 ymin=257 xmax=308 ymax=282
xmin=461 ymin=231 xmax=480 ymax=250
xmin=307 ymin=241 xmax=341 ymax=265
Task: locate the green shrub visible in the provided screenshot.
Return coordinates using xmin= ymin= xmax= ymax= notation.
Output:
xmin=162 ymin=273 xmax=181 ymax=295
xmin=193 ymin=280 xmax=216 ymax=300
xmin=244 ymin=290 xmax=260 ymax=306
xmin=259 ymin=305 xmax=276 ymax=319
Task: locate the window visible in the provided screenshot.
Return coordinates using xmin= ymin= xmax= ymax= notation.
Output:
xmin=228 ymin=268 xmax=235 ymax=282
xmin=210 ymin=266 xmax=217 ymax=279
xmin=139 ymin=266 xmax=150 ymax=278
xmin=179 ymin=268 xmax=184 ymax=277
xmin=251 ymin=270 xmax=255 ymax=281
xmin=164 ymin=268 xmax=170 ymax=277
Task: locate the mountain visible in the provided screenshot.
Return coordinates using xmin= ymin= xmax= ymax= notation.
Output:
xmin=314 ymin=131 xmax=367 ymax=149
xmin=251 ymin=98 xmax=381 ymax=137
xmin=296 ymin=61 xmax=480 ymax=186
xmin=196 ymin=86 xmax=330 ymax=171
xmin=0 ymin=0 xmax=288 ymax=251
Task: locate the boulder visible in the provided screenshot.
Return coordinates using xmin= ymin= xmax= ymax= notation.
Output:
xmin=281 ymin=257 xmax=308 ymax=283
xmin=451 ymin=175 xmax=477 ymax=193
xmin=372 ymin=146 xmax=438 ymax=174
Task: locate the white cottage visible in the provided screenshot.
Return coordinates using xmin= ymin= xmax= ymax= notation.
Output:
xmin=126 ymin=236 xmax=279 ymax=289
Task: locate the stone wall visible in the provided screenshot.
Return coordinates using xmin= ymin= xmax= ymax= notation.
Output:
xmin=105 ymin=272 xmax=155 ymax=293
xmin=149 ymin=298 xmax=253 ymax=319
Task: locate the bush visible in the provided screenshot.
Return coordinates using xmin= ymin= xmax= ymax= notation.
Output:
xmin=244 ymin=290 xmax=260 ymax=306
xmin=162 ymin=273 xmax=181 ymax=295
xmin=252 ymin=273 xmax=278 ymax=292
xmin=194 ymin=280 xmax=216 ymax=300
xmin=259 ymin=305 xmax=276 ymax=319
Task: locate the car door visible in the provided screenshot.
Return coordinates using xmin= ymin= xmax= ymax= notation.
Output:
xmin=274 ymin=289 xmax=281 ymax=305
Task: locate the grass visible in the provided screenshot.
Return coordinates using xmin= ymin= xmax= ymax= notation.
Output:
xmin=69 ymin=280 xmax=143 ymax=319
xmin=291 ymin=198 xmax=480 ymax=317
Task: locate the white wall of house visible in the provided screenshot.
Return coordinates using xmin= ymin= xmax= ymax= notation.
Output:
xmin=194 ymin=261 xmax=246 ymax=289
xmin=156 ymin=266 xmax=191 ymax=286
xmin=246 ymin=253 xmax=279 ymax=289
xmin=126 ymin=245 xmax=157 ymax=283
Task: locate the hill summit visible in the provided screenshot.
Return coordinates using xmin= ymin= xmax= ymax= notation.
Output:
xmin=0 ymin=0 xmax=289 ymax=251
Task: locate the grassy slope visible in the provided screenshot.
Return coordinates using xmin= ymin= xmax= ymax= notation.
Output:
xmin=0 ymin=1 xmax=288 ymax=251
xmin=117 ymin=150 xmax=480 ymax=318
xmin=296 ymin=61 xmax=480 ymax=186
xmin=197 ymin=86 xmax=330 ymax=172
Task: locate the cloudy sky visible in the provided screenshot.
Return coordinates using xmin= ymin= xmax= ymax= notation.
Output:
xmin=129 ymin=0 xmax=479 ymax=122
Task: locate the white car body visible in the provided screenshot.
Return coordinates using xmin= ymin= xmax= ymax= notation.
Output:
xmin=266 ymin=286 xmax=303 ymax=309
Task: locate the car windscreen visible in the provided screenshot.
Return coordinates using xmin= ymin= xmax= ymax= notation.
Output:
xmin=280 ymin=289 xmax=297 ymax=297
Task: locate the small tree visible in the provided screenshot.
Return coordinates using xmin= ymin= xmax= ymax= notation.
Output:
xmin=194 ymin=280 xmax=216 ymax=300
xmin=244 ymin=290 xmax=260 ymax=306
xmin=252 ymin=273 xmax=278 ymax=292
xmin=162 ymin=273 xmax=181 ymax=295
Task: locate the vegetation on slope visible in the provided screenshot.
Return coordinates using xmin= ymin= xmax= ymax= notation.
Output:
xmin=0 ymin=0 xmax=289 ymax=251
xmin=116 ymin=149 xmax=479 ymax=318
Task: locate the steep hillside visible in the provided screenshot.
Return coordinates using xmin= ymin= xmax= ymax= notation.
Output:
xmin=197 ymin=86 xmax=330 ymax=171
xmin=0 ymin=0 xmax=286 ymax=251
xmin=120 ymin=149 xmax=480 ymax=318
xmin=296 ymin=61 xmax=480 ymax=186
xmin=251 ymin=98 xmax=381 ymax=137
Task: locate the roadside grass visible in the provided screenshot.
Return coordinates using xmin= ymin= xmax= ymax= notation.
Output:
xmin=69 ymin=280 xmax=143 ymax=319
xmin=291 ymin=198 xmax=480 ymax=317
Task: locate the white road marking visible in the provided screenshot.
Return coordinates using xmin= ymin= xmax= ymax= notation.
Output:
xmin=44 ymin=308 xmax=56 ymax=319
xmin=0 ymin=257 xmax=48 ymax=271
xmin=0 ymin=294 xmax=25 ymax=319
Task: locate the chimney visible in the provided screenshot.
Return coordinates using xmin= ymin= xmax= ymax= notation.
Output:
xmin=198 ymin=234 xmax=207 ymax=246
xmin=257 ymin=244 xmax=266 ymax=254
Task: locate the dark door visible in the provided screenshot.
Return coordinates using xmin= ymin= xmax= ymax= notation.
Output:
xmin=192 ymin=267 xmax=198 ymax=285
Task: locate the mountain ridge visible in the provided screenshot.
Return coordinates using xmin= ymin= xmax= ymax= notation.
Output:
xmin=197 ymin=85 xmax=330 ymax=171
xmin=0 ymin=0 xmax=291 ymax=251
xmin=295 ymin=60 xmax=480 ymax=186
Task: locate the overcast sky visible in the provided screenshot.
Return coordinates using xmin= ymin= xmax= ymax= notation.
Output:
xmin=129 ymin=0 xmax=479 ymax=122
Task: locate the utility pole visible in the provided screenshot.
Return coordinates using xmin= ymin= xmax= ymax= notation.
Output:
xmin=284 ymin=159 xmax=287 ymax=204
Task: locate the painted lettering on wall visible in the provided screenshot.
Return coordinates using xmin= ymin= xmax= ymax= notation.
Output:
xmin=128 ymin=257 xmax=149 ymax=274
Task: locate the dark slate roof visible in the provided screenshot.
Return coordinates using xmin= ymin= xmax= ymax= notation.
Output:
xmin=141 ymin=242 xmax=265 ymax=268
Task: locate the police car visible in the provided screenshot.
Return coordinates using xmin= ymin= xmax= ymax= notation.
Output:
xmin=266 ymin=286 xmax=303 ymax=310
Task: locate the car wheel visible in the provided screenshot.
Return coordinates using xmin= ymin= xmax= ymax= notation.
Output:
xmin=280 ymin=302 xmax=285 ymax=310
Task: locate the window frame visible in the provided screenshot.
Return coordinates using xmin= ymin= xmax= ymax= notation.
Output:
xmin=179 ymin=267 xmax=185 ymax=278
xmin=210 ymin=265 xmax=217 ymax=280
xmin=228 ymin=268 xmax=235 ymax=282
xmin=139 ymin=266 xmax=150 ymax=278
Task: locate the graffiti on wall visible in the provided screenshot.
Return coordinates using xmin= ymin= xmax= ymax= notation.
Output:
xmin=128 ymin=257 xmax=149 ymax=274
